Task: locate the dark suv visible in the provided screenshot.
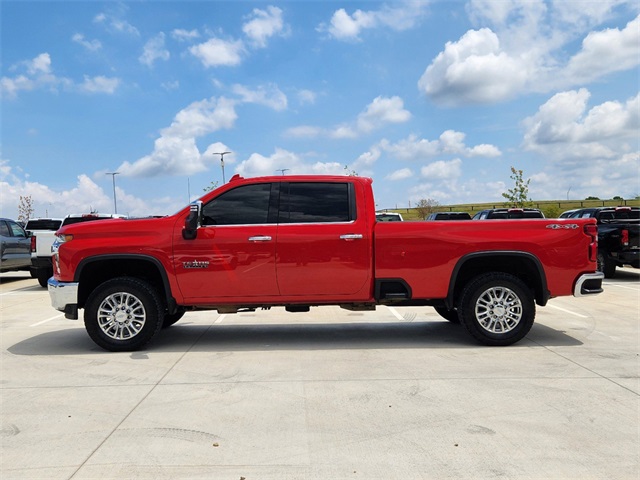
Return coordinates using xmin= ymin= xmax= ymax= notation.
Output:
xmin=426 ymin=212 xmax=471 ymax=220
xmin=472 ymin=208 xmax=545 ymax=220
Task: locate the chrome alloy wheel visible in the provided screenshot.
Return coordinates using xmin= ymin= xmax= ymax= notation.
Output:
xmin=97 ymin=292 xmax=146 ymax=340
xmin=474 ymin=286 xmax=523 ymax=334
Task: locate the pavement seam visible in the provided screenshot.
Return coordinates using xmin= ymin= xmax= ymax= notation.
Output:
xmin=67 ymin=319 xmax=217 ymax=479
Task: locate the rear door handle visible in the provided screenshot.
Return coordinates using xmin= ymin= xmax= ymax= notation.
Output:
xmin=248 ymin=235 xmax=272 ymax=242
xmin=340 ymin=234 xmax=363 ymax=241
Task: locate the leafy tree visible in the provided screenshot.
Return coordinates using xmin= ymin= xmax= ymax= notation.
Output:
xmin=415 ymin=198 xmax=440 ymax=219
xmin=203 ymin=181 xmax=219 ymax=192
xmin=344 ymin=165 xmax=358 ymax=176
xmin=585 ymin=196 xmax=600 ymax=200
xmin=502 ymin=166 xmax=531 ymax=208
xmin=612 ymin=196 xmax=623 ymax=201
xmin=18 ymin=195 xmax=34 ymax=223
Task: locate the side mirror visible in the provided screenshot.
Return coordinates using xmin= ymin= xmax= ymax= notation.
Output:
xmin=182 ymin=201 xmax=202 ymax=240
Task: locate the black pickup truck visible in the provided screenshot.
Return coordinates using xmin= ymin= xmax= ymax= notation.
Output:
xmin=560 ymin=206 xmax=640 ymax=277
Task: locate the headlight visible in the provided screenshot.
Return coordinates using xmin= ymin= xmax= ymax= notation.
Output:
xmin=56 ymin=234 xmax=74 ymax=243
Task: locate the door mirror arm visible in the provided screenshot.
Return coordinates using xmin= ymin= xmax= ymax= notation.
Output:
xmin=182 ymin=201 xmax=202 ymax=240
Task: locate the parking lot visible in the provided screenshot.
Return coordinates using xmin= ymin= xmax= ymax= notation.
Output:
xmin=1 ymin=269 xmax=638 ymax=480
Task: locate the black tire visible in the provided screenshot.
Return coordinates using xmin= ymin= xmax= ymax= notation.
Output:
xmin=597 ymin=251 xmax=616 ymax=278
xmin=162 ymin=307 xmax=186 ymax=328
xmin=433 ymin=306 xmax=460 ymax=324
xmin=458 ymin=273 xmax=535 ymax=346
xmin=84 ymin=277 xmax=164 ymax=352
xmin=36 ymin=268 xmax=52 ymax=288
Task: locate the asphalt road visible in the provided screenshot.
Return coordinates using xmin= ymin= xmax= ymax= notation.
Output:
xmin=1 ymin=269 xmax=638 ymax=480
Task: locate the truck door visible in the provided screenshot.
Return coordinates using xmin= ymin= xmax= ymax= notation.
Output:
xmin=275 ymin=181 xmax=372 ymax=298
xmin=174 ymin=182 xmax=279 ymax=301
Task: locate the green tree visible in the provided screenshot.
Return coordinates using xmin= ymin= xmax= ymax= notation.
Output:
xmin=502 ymin=166 xmax=531 ymax=208
xmin=203 ymin=181 xmax=219 ymax=192
xmin=585 ymin=196 xmax=600 ymax=200
xmin=415 ymin=198 xmax=440 ymax=219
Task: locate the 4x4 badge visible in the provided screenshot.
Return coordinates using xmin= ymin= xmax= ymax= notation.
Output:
xmin=546 ymin=224 xmax=579 ymax=229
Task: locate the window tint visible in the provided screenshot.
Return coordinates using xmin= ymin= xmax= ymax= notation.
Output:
xmin=0 ymin=222 xmax=9 ymax=237
xmin=202 ymin=183 xmax=272 ymax=225
xmin=8 ymin=221 xmax=26 ymax=237
xmin=25 ymin=219 xmax=62 ymax=230
xmin=280 ymin=183 xmax=351 ymax=223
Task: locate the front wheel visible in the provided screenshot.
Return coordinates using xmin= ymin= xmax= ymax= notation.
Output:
xmin=458 ymin=273 xmax=535 ymax=346
xmin=84 ymin=277 xmax=164 ymax=352
xmin=597 ymin=251 xmax=616 ymax=278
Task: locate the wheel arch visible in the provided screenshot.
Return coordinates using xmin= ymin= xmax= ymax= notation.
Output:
xmin=74 ymin=254 xmax=176 ymax=313
xmin=447 ymin=251 xmax=549 ymax=309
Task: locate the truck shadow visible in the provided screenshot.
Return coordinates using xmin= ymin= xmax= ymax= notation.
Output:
xmin=7 ymin=320 xmax=582 ymax=356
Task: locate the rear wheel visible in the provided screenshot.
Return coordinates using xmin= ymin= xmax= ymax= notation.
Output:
xmin=84 ymin=277 xmax=164 ymax=352
xmin=36 ymin=267 xmax=52 ymax=288
xmin=458 ymin=273 xmax=535 ymax=346
xmin=597 ymin=251 xmax=616 ymax=278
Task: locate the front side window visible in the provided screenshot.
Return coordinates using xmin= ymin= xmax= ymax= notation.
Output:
xmin=279 ymin=182 xmax=352 ymax=223
xmin=8 ymin=221 xmax=26 ymax=237
xmin=202 ymin=183 xmax=272 ymax=225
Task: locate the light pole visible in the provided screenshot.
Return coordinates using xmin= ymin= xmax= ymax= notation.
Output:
xmin=106 ymin=172 xmax=120 ymax=214
xmin=213 ymin=151 xmax=231 ymax=183
xmin=276 ymin=168 xmax=289 ymax=175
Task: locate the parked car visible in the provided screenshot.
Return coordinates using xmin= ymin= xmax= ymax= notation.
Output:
xmin=472 ymin=208 xmax=545 ymax=219
xmin=0 ymin=218 xmax=31 ymax=273
xmin=559 ymin=206 xmax=639 ymax=277
xmin=376 ymin=212 xmax=403 ymax=222
xmin=426 ymin=212 xmax=471 ymax=220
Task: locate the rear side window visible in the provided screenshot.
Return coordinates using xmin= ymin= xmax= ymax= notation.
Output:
xmin=279 ymin=182 xmax=352 ymax=223
xmin=25 ymin=219 xmax=62 ymax=230
xmin=202 ymin=183 xmax=273 ymax=225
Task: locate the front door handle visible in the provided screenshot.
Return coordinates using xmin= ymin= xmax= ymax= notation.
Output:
xmin=248 ymin=235 xmax=272 ymax=242
xmin=340 ymin=234 xmax=363 ymax=241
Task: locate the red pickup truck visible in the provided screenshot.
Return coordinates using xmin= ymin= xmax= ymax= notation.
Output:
xmin=48 ymin=174 xmax=603 ymax=351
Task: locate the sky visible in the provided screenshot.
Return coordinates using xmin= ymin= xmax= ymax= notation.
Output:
xmin=1 ymin=0 xmax=639 ymax=218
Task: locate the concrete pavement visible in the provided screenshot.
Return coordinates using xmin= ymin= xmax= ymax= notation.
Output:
xmin=1 ymin=269 xmax=638 ymax=479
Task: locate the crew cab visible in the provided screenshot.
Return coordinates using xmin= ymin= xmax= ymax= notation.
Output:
xmin=559 ymin=206 xmax=639 ymax=277
xmin=48 ymin=175 xmax=603 ymax=351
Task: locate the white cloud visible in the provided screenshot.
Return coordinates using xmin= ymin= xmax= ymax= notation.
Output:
xmin=93 ymin=9 xmax=139 ymax=36
xmin=242 ymin=5 xmax=288 ymax=48
xmin=139 ymin=33 xmax=170 ymax=67
xmin=297 ymin=89 xmax=317 ymax=105
xmin=321 ymin=2 xmax=428 ymax=40
xmin=386 ymin=168 xmax=413 ymax=181
xmin=418 ymin=28 xmax=528 ymax=105
xmin=420 ymin=4 xmax=639 ymax=106
xmin=79 ymin=75 xmax=120 ymax=94
xmin=235 ymin=148 xmax=345 ymax=178
xmin=117 ymin=97 xmax=238 ymax=177
xmin=171 ymin=28 xmax=200 ymax=42
xmin=420 ymin=159 xmax=463 ymax=180
xmin=563 ymin=16 xmax=640 ymax=84
xmin=286 ymin=96 xmax=411 ymax=139
xmin=72 ymin=33 xmax=102 ymax=52
xmin=523 ymin=89 xmax=639 ymax=147
xmin=189 ymin=38 xmax=245 ymax=67
xmin=522 ymin=90 xmax=640 ymax=200
xmin=382 ymin=131 xmax=501 ymax=161
xmin=231 ymin=83 xmax=287 ymax=111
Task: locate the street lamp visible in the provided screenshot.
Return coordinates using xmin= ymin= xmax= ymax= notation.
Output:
xmin=213 ymin=151 xmax=231 ymax=183
xmin=276 ymin=168 xmax=289 ymax=175
xmin=106 ymin=172 xmax=120 ymax=214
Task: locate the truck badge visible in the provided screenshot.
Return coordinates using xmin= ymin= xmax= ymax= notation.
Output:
xmin=183 ymin=260 xmax=210 ymax=269
xmin=546 ymin=224 xmax=579 ymax=230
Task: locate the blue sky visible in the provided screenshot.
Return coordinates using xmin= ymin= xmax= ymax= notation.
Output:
xmin=1 ymin=0 xmax=638 ymax=218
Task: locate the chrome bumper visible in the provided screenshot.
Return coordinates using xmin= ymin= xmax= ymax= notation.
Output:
xmin=48 ymin=278 xmax=79 ymax=318
xmin=573 ymin=272 xmax=604 ymax=297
